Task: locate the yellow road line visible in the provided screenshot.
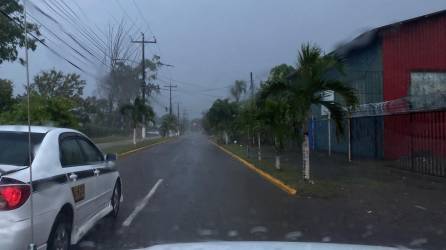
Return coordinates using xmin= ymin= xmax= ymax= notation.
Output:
xmin=209 ymin=140 xmax=297 ymax=196
xmin=118 ymin=137 xmax=177 ymax=158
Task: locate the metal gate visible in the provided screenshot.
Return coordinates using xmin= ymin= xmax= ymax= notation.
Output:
xmin=386 ymin=110 xmax=446 ymax=177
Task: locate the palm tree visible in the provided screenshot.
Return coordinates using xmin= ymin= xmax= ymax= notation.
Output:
xmin=120 ymin=97 xmax=155 ymax=145
xmin=262 ymin=44 xmax=358 ymax=180
xmin=230 ymin=80 xmax=247 ymax=102
xmin=258 ymin=64 xmax=295 ymax=169
xmin=257 ymin=93 xmax=291 ymax=170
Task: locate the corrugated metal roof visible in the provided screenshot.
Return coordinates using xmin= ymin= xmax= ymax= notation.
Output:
xmin=333 ymin=9 xmax=446 ymax=57
xmin=287 ymin=9 xmax=446 ymax=79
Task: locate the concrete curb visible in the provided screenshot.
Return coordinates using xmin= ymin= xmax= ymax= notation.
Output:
xmin=209 ymin=140 xmax=297 ymax=196
xmin=118 ymin=137 xmax=177 ymax=158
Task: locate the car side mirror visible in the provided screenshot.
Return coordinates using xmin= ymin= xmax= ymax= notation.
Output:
xmin=105 ymin=153 xmax=118 ymax=162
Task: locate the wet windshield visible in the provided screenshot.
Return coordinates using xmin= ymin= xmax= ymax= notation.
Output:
xmin=0 ymin=1 xmax=446 ymax=250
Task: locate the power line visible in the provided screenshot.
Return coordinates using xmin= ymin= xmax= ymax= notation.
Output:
xmin=130 ymin=0 xmax=162 ymax=55
xmin=114 ymin=0 xmax=157 ymax=56
xmin=56 ymin=0 xmax=108 ymax=53
xmin=68 ymin=0 xmax=108 ymax=39
xmin=0 ymin=8 xmax=97 ymax=78
xmin=38 ymin=0 xmax=108 ymax=56
xmin=26 ymin=12 xmax=98 ymax=67
xmin=30 ymin=1 xmax=108 ymax=65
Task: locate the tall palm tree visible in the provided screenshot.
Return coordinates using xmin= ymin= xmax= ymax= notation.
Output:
xmin=120 ymin=97 xmax=155 ymax=144
xmin=257 ymin=93 xmax=291 ymax=170
xmin=262 ymin=44 xmax=358 ymax=180
xmin=230 ymin=80 xmax=247 ymax=102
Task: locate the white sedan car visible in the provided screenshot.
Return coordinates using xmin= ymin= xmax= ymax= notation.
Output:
xmin=0 ymin=125 xmax=122 ymax=250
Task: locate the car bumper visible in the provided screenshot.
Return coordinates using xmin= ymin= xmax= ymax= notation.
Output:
xmin=0 ymin=217 xmax=49 ymax=250
xmin=0 ymin=217 xmax=32 ymax=250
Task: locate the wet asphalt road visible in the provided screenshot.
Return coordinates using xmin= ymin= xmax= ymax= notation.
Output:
xmin=74 ymin=133 xmax=299 ymax=249
xmin=72 ymin=133 xmax=444 ymax=250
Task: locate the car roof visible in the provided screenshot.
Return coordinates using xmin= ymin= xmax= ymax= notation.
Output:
xmin=0 ymin=125 xmax=57 ymax=133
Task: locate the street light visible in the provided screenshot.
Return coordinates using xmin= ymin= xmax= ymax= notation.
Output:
xmin=159 ymin=62 xmax=174 ymax=67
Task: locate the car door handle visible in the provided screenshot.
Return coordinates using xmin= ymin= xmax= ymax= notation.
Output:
xmin=93 ymin=169 xmax=100 ymax=176
xmin=69 ymin=173 xmax=78 ymax=181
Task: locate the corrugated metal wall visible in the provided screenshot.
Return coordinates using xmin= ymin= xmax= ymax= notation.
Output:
xmin=382 ymin=14 xmax=446 ymax=101
xmin=351 ymin=116 xmax=384 ymax=159
xmin=311 ymin=118 xmax=348 ymax=154
xmin=310 ymin=116 xmax=383 ymax=159
xmin=341 ymin=41 xmax=383 ymax=105
xmin=382 ymin=14 xmax=446 ymax=161
xmin=385 ymin=110 xmax=446 ymax=177
xmin=310 ymin=38 xmax=384 ymax=157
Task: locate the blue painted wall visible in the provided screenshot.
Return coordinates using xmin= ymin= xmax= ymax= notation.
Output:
xmin=309 ymin=41 xmax=385 ymax=159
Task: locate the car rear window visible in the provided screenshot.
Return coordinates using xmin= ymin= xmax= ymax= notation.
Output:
xmin=0 ymin=132 xmax=46 ymax=166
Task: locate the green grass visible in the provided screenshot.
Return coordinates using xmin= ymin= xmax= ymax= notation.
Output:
xmin=221 ymin=143 xmax=346 ymax=198
xmin=100 ymin=137 xmax=173 ymax=155
xmin=92 ymin=135 xmax=130 ymax=144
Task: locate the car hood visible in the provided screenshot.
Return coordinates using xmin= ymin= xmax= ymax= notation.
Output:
xmin=137 ymin=242 xmax=401 ymax=250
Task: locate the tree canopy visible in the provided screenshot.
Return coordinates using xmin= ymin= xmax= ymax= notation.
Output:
xmin=0 ymin=0 xmax=41 ymax=64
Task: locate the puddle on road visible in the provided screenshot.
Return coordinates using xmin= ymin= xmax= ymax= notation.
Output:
xmin=227 ymin=230 xmax=238 ymax=237
xmin=284 ymin=231 xmax=303 ymax=240
xmin=197 ymin=228 xmax=215 ymax=236
xmin=250 ymin=226 xmax=268 ymax=234
xmin=322 ymin=236 xmax=332 ymax=242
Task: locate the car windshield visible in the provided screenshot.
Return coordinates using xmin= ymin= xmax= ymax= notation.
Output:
xmin=1 ymin=1 xmax=446 ymax=250
xmin=0 ymin=132 xmax=45 ymax=167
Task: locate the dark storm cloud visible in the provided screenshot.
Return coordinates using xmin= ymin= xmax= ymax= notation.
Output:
xmin=1 ymin=0 xmax=445 ymax=117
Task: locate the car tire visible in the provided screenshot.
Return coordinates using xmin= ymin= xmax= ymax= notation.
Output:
xmin=47 ymin=213 xmax=72 ymax=250
xmin=109 ymin=181 xmax=121 ymax=218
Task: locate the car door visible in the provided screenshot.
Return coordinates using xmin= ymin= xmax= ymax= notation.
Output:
xmin=76 ymin=137 xmax=113 ymax=210
xmin=59 ymin=134 xmax=98 ymax=227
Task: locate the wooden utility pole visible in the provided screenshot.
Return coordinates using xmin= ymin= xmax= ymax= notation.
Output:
xmin=164 ymin=82 xmax=178 ymax=115
xmin=131 ymin=33 xmax=156 ymax=139
xmin=131 ymin=32 xmax=157 ymax=104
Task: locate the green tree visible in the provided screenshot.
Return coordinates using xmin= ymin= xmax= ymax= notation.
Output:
xmin=31 ymin=69 xmax=85 ymax=100
xmin=120 ymin=98 xmax=155 ymax=144
xmin=262 ymin=44 xmax=358 ymax=180
xmin=159 ymin=114 xmax=178 ymax=137
xmin=205 ymin=99 xmax=239 ymax=144
xmin=230 ymin=80 xmax=247 ymax=103
xmin=0 ymin=93 xmax=79 ymax=128
xmin=0 ymin=0 xmax=40 ymax=64
xmin=0 ymin=79 xmax=14 ymax=112
xmin=258 ymin=82 xmax=293 ymax=170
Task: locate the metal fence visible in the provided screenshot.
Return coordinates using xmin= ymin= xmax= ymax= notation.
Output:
xmin=310 ymin=95 xmax=446 ymax=177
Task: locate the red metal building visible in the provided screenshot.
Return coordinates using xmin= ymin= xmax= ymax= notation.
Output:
xmin=381 ymin=11 xmax=446 ymax=163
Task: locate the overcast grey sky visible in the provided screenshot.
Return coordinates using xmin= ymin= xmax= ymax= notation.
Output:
xmin=1 ymin=0 xmax=445 ymax=118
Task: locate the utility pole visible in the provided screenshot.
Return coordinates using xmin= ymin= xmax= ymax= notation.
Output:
xmin=177 ymin=103 xmax=180 ymax=135
xmin=250 ymin=72 xmax=254 ymax=98
xmin=131 ymin=32 xmax=156 ymax=139
xmin=164 ymin=82 xmax=177 ymax=115
xmin=131 ymin=32 xmax=157 ymax=103
xmin=177 ymin=103 xmax=180 ymax=124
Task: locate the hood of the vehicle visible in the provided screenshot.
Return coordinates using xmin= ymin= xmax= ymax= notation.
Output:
xmin=137 ymin=242 xmax=401 ymax=250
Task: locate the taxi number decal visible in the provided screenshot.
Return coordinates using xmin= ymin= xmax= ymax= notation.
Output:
xmin=71 ymin=184 xmax=85 ymax=203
